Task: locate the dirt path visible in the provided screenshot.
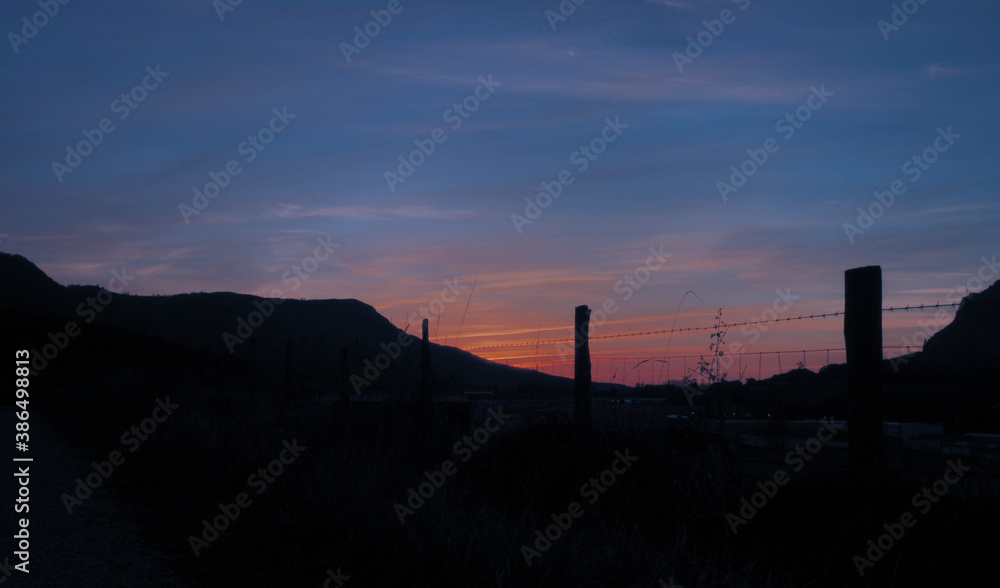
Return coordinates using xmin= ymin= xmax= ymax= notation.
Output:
xmin=0 ymin=407 xmax=192 ymax=587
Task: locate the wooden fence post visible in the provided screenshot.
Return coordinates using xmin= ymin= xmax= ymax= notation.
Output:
xmin=316 ymin=334 xmax=325 ymax=405
xmin=845 ymin=265 xmax=883 ymax=483
xmin=574 ymin=305 xmax=592 ymax=431
xmin=301 ymin=336 xmax=308 ymax=379
xmin=339 ymin=346 xmax=350 ymax=408
xmin=420 ymin=318 xmax=431 ymax=404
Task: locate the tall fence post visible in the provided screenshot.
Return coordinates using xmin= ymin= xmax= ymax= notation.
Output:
xmin=339 ymin=346 xmax=350 ymax=409
xmin=845 ymin=265 xmax=883 ymax=483
xmin=574 ymin=305 xmax=592 ymax=431
xmin=420 ymin=318 xmax=431 ymax=405
xmin=316 ymin=334 xmax=325 ymax=404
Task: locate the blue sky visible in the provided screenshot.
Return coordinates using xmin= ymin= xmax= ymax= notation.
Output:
xmin=2 ymin=0 xmax=998 ymax=380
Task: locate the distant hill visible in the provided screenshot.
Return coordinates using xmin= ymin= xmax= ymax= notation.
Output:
xmin=0 ymin=251 xmax=68 ymax=312
xmin=921 ymin=279 xmax=1000 ymax=374
xmin=4 ymin=251 xmax=996 ymax=401
xmin=0 ymin=251 xmax=572 ymax=394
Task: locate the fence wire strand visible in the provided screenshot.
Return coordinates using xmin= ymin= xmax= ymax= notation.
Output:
xmin=460 ymin=297 xmax=999 ymax=351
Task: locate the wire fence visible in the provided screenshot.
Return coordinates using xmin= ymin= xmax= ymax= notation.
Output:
xmin=458 ymin=297 xmax=997 ymax=386
xmin=460 ymin=310 xmax=845 ymax=350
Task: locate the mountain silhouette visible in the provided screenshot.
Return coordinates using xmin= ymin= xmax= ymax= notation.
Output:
xmin=922 ymin=279 xmax=1000 ymax=373
xmin=4 ymin=251 xmax=996 ymax=396
xmin=0 ymin=252 xmax=570 ymax=394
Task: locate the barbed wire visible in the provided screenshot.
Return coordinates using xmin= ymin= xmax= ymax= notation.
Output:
xmin=506 ymin=336 xmax=1000 ymax=384
xmin=885 ymin=343 xmax=1000 ymax=349
xmin=504 ymin=342 xmax=995 ymax=363
xmin=460 ymin=298 xmax=999 ymax=351
xmin=462 ymin=310 xmax=844 ymax=350
xmin=883 ymin=302 xmax=955 ymax=313
xmin=507 ymin=348 xmax=847 ymax=366
xmin=882 ymin=298 xmax=1000 ymax=312
xmin=508 ymin=347 xmax=851 ymax=383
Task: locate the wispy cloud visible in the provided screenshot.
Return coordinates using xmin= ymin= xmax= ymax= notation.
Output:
xmin=906 ymin=203 xmax=1000 ymax=216
xmin=266 ymin=204 xmax=479 ymax=221
xmin=646 ymin=0 xmax=699 ymax=8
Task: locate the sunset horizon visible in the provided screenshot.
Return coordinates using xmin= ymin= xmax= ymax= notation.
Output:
xmin=3 ymin=1 xmax=999 ymax=585
xmin=4 ymin=1 xmax=997 ymax=385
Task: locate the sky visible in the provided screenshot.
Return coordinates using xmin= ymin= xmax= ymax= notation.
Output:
xmin=1 ymin=0 xmax=998 ymax=383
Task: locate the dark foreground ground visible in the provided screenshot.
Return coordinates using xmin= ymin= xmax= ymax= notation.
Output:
xmin=2 ymin=311 xmax=998 ymax=587
xmin=4 ymin=375 xmax=999 ymax=587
